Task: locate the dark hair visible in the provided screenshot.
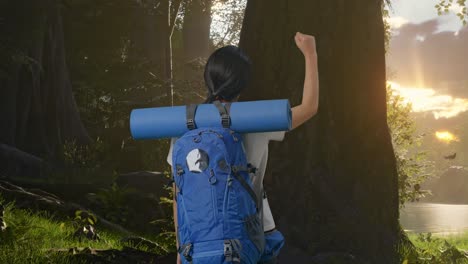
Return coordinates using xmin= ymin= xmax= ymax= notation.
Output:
xmin=204 ymin=45 xmax=252 ymax=103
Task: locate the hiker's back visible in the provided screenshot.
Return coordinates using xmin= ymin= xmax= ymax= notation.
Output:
xmin=172 ymin=126 xmax=264 ymax=264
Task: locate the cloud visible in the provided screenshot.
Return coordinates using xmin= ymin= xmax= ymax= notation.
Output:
xmin=388 ymin=81 xmax=468 ymax=119
xmin=387 ymin=16 xmax=409 ymax=29
xmin=387 ymin=19 xmax=468 ymax=99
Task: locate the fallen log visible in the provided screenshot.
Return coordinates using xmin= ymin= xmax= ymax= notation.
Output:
xmin=0 ymin=143 xmax=44 ymax=178
xmin=0 ymin=180 xmax=132 ymax=236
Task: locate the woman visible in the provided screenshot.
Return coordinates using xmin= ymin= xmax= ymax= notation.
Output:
xmin=167 ymin=32 xmax=319 ymax=263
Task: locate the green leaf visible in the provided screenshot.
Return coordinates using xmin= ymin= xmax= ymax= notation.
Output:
xmin=90 ymin=214 xmax=97 ymax=224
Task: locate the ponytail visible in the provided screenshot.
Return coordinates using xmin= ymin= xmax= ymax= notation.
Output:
xmin=203 ymin=45 xmax=251 ymax=104
xmin=204 ymin=94 xmax=217 ymax=104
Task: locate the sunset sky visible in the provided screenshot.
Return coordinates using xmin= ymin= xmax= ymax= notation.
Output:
xmin=389 ymin=0 xmax=464 ymax=32
xmin=387 ymin=0 xmax=468 ymax=120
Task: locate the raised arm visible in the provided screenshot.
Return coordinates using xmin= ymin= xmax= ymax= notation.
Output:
xmin=291 ymin=32 xmax=319 ymax=130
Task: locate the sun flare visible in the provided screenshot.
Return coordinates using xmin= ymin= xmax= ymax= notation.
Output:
xmin=435 ymin=131 xmax=459 ymax=143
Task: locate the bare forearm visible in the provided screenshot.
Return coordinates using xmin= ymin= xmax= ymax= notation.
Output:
xmin=291 ymin=53 xmax=319 ymax=129
xmin=303 ymin=54 xmax=319 ymax=112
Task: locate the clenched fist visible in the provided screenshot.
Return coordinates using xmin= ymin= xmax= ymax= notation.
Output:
xmin=294 ymin=32 xmax=317 ymax=57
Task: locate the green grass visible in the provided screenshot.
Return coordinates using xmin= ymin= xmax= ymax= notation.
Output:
xmin=402 ymin=232 xmax=468 ymax=264
xmin=408 ymin=232 xmax=468 ymax=252
xmin=7 ymin=194 xmax=467 ymax=264
xmin=0 ymin=201 xmax=130 ymax=264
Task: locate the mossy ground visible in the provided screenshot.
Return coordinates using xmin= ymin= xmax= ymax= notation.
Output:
xmin=0 ymin=201 xmax=170 ymax=264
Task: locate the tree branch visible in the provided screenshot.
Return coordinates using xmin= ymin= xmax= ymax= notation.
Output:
xmin=169 ymin=0 xmax=183 ymax=37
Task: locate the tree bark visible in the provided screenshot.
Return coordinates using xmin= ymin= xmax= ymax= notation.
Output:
xmin=130 ymin=0 xmax=182 ymax=104
xmin=0 ymin=0 xmax=90 ymax=160
xmin=130 ymin=2 xmax=168 ymax=72
xmin=0 ymin=143 xmax=44 ymax=179
xmin=182 ymin=0 xmax=213 ymax=61
xmin=239 ymin=1 xmax=400 ymax=263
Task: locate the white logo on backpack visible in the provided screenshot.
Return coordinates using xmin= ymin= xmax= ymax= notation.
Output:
xmin=186 ymin=148 xmax=209 ymax=173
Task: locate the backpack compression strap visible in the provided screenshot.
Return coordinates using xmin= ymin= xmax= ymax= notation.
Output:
xmin=186 ymin=104 xmax=198 ymax=130
xmin=213 ymin=100 xmax=232 ymax=128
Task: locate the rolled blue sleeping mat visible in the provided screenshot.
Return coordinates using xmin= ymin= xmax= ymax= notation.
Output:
xmin=130 ymin=99 xmax=292 ymax=140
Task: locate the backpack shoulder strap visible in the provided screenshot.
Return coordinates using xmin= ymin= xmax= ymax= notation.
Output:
xmin=231 ymin=167 xmax=259 ymax=212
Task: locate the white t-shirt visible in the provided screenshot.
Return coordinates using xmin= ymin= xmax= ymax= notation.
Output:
xmin=166 ymin=131 xmax=286 ymax=232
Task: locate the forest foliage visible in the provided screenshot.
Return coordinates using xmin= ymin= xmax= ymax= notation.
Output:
xmin=2 ymin=0 xmax=467 ymax=262
xmin=0 ymin=0 xmax=436 ymax=210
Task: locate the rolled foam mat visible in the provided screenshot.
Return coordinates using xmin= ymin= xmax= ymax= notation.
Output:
xmin=130 ymin=99 xmax=292 ymax=140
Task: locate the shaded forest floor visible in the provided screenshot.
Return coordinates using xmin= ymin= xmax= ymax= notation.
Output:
xmin=0 ymin=200 xmax=175 ymax=264
xmin=0 ymin=175 xmax=177 ymax=264
xmin=1 ymin=178 xmax=468 ymax=264
xmin=2 ymin=204 xmax=468 ymax=264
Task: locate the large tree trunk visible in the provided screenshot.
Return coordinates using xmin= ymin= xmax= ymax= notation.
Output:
xmin=239 ymin=1 xmax=400 ymax=263
xmin=130 ymin=0 xmax=181 ymax=104
xmin=130 ymin=1 xmax=169 ymax=74
xmin=0 ymin=0 xmax=90 ymax=160
xmin=182 ymin=0 xmax=213 ymax=61
xmin=180 ymin=0 xmax=212 ymax=94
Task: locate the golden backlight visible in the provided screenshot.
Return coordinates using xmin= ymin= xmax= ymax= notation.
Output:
xmin=387 ymin=81 xmax=468 ymax=119
xmin=435 ymin=131 xmax=459 ymax=143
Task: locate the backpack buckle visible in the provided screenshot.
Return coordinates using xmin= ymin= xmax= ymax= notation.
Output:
xmin=187 ymin=118 xmax=196 ymax=130
xmin=186 ymin=104 xmax=198 ymax=130
xmin=179 ymin=243 xmax=193 ymax=262
xmin=247 ymin=163 xmax=257 ymax=174
xmin=224 ymin=240 xmax=241 ymax=263
xmin=224 ymin=240 xmax=233 ymax=260
xmin=221 ymin=114 xmax=231 ymax=128
xmin=176 ymin=165 xmax=185 ymax=176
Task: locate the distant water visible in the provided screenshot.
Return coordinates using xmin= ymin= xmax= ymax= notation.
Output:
xmin=400 ymin=202 xmax=468 ymax=235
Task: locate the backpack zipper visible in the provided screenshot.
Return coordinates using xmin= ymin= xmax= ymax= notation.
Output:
xmin=209 ymin=169 xmax=218 ymax=220
xmin=223 ymin=175 xmax=233 ymax=228
xmin=198 ymin=129 xmax=224 ymax=138
xmin=178 ymin=193 xmax=192 ymax=234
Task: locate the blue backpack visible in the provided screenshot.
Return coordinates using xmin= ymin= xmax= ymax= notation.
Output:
xmin=172 ymin=101 xmax=264 ymax=264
